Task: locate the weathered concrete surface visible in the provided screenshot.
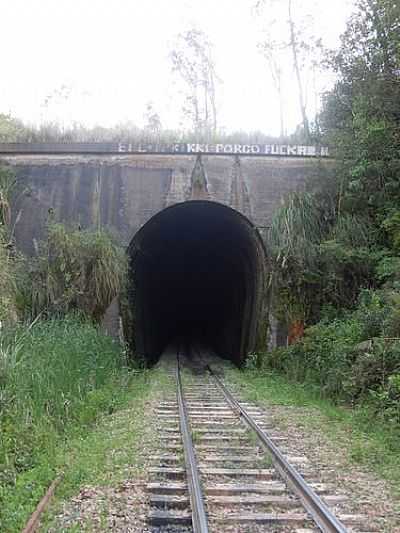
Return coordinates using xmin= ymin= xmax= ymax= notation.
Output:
xmin=0 ymin=152 xmax=331 ymax=361
xmin=0 ymin=153 xmax=331 ymax=253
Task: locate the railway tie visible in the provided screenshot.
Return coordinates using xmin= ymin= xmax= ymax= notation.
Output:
xmin=146 ymin=352 xmax=368 ymax=532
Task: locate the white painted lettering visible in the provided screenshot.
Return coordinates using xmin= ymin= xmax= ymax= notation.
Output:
xmin=117 ymin=141 xmax=328 ymax=157
xmin=297 ymin=146 xmax=307 ymax=156
xmin=271 ymin=145 xmax=280 ymax=155
xmin=321 ymin=146 xmax=329 ymax=157
xmin=307 ymin=146 xmax=316 ymax=156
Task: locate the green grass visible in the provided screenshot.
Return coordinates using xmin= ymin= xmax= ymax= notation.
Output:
xmin=38 ymin=372 xmax=152 ymax=531
xmin=226 ymin=368 xmax=400 ymax=496
xmin=0 ymin=316 xmax=148 ymax=532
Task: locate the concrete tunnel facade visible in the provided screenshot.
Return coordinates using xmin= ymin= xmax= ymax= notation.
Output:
xmin=124 ymin=200 xmax=268 ymax=367
xmin=0 ymin=146 xmax=329 ymax=360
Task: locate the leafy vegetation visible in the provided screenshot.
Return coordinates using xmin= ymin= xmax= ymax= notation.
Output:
xmin=0 ymin=166 xmax=18 ymax=324
xmin=262 ymin=290 xmax=400 ymax=418
xmin=0 ymin=162 xmax=132 ymax=531
xmin=0 ymin=165 xmax=130 ymax=530
xmin=266 ymin=0 xmax=400 ymax=426
xmin=27 ymin=223 xmax=126 ymax=322
xmin=0 ymin=163 xmax=126 ymax=323
xmin=0 ymin=228 xmax=17 ymax=325
xmin=0 ymin=316 xmax=142 ymax=532
xmin=0 ymin=0 xmax=399 ymax=527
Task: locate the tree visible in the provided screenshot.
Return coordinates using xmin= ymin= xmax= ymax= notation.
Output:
xmin=0 ymin=114 xmax=27 ymax=142
xmin=256 ymin=0 xmax=323 ymax=140
xmin=170 ymin=28 xmax=218 ymax=139
xmin=320 ymin=0 xmax=400 ymax=218
xmin=258 ymin=38 xmax=286 ymax=137
xmin=143 ymin=102 xmax=162 ymax=141
xmin=269 ymin=0 xmax=400 ymax=340
xmin=287 ymin=0 xmax=310 ymax=139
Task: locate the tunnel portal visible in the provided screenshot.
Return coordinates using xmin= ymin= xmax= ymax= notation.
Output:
xmin=126 ymin=201 xmax=266 ymax=366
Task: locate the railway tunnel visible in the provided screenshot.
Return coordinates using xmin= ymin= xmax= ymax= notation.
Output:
xmin=125 ymin=200 xmax=267 ymax=367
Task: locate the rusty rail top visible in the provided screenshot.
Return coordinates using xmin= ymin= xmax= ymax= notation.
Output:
xmin=0 ymin=142 xmax=330 ymax=157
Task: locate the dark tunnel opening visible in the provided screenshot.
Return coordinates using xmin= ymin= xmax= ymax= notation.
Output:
xmin=126 ymin=201 xmax=266 ymax=366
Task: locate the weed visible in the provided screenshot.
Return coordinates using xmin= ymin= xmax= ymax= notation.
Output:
xmin=245 ymin=428 xmax=259 ymax=446
xmin=191 ymin=430 xmax=201 ymax=444
xmin=260 ymin=453 xmax=273 ymax=468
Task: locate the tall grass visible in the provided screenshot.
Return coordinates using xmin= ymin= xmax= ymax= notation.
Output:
xmin=0 ymin=231 xmax=17 ymax=324
xmin=0 ymin=165 xmax=18 ymax=324
xmin=0 ymin=316 xmax=130 ymax=490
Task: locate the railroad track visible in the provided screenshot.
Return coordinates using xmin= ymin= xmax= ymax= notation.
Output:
xmin=146 ymin=352 xmax=367 ymax=532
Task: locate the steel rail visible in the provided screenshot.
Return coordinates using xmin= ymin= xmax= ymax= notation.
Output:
xmin=176 ymin=354 xmax=209 ymax=533
xmin=205 ymin=364 xmax=348 ymax=533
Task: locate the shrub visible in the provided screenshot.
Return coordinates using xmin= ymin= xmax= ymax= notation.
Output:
xmin=26 ymin=224 xmax=126 ymax=321
xmin=262 ymin=289 xmax=400 ymax=421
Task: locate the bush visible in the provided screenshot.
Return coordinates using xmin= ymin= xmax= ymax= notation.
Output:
xmin=26 ymin=224 xmax=126 ymax=321
xmin=261 ymin=289 xmax=400 ymax=421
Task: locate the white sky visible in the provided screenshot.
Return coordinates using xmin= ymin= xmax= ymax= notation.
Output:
xmin=0 ymin=0 xmax=355 ymax=136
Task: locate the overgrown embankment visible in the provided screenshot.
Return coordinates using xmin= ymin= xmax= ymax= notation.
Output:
xmin=0 ymin=317 xmax=146 ymax=532
xmin=0 ymin=160 xmax=136 ymax=531
xmin=265 ymin=291 xmax=400 ymax=422
xmin=265 ymin=0 xmax=400 ymax=439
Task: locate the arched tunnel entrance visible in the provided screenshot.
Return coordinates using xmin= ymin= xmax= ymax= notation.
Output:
xmin=125 ymin=201 xmax=267 ymax=366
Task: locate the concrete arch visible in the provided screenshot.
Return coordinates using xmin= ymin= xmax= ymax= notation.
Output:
xmin=124 ymin=200 xmax=268 ymax=367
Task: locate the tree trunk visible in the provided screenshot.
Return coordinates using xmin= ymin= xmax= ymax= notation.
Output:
xmin=288 ymin=0 xmax=310 ymax=139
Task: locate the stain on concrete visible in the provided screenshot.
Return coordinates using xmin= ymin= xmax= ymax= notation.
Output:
xmin=1 ymin=153 xmax=331 ymax=254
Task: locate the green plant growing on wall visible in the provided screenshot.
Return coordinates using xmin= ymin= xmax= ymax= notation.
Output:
xmin=0 ymin=165 xmax=18 ymax=323
xmin=0 ymin=229 xmax=17 ymax=324
xmin=0 ymin=165 xmax=16 ymax=229
xmin=27 ymin=223 xmax=126 ymax=322
xmin=267 ymin=191 xmax=326 ymax=331
xmin=268 ymin=189 xmax=383 ymax=339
